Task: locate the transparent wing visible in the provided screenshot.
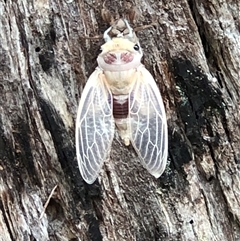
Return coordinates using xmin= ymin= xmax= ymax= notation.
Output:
xmin=129 ymin=67 xmax=168 ymax=178
xmin=75 ymin=69 xmax=115 ymax=184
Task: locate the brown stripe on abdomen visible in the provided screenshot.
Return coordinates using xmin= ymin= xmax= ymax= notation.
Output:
xmin=113 ymin=96 xmax=129 ymax=119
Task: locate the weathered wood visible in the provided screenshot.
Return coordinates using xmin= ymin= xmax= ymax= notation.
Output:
xmin=0 ymin=0 xmax=239 ymax=240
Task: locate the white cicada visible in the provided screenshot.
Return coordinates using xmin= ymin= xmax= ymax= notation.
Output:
xmin=76 ymin=19 xmax=168 ymax=184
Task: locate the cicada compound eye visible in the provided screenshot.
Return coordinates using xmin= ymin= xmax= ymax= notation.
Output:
xmin=133 ymin=44 xmax=140 ymax=51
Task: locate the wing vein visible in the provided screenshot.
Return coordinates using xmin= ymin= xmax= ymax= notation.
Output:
xmin=129 ymin=66 xmax=168 ymax=178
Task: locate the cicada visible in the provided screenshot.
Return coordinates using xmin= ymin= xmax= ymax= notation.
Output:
xmin=76 ymin=19 xmax=168 ymax=184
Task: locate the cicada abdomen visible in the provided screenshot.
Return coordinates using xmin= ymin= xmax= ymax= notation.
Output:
xmin=113 ymin=95 xmax=129 ymax=119
xmin=76 ymin=19 xmax=168 ymax=184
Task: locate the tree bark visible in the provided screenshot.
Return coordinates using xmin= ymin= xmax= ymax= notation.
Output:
xmin=0 ymin=0 xmax=239 ymax=240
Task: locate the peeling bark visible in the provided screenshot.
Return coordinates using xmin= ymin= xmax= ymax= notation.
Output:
xmin=0 ymin=0 xmax=239 ymax=240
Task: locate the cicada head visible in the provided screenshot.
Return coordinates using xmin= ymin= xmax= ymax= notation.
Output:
xmin=103 ymin=19 xmax=138 ymax=43
xmin=97 ymin=38 xmax=143 ymax=72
